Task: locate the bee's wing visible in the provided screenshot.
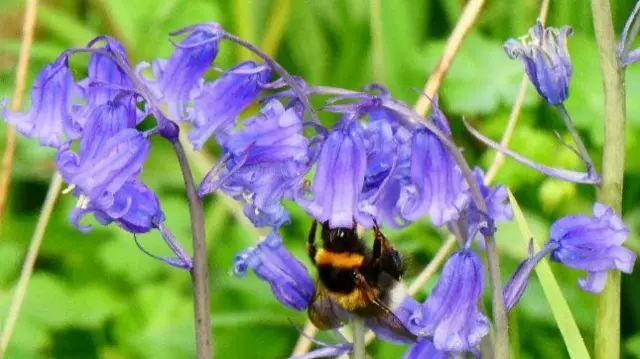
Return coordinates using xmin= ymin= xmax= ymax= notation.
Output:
xmin=354 ymin=273 xmax=417 ymax=343
xmin=307 ymin=283 xmax=349 ymax=330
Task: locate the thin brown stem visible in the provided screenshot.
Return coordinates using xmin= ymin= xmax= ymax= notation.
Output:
xmin=0 ymin=0 xmax=39 ymax=230
xmin=413 ymin=0 xmax=485 ymax=116
xmin=484 ymin=0 xmax=550 ymax=184
xmin=172 ymin=141 xmax=212 ymax=359
xmin=0 ymin=173 xmax=63 ymax=357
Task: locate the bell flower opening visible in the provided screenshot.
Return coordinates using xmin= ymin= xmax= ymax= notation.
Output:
xmin=2 ymin=56 xmax=81 ymax=147
xmin=56 ymin=128 xmax=150 ymax=210
xmin=198 ymin=100 xmax=308 ymax=228
xmin=548 ymin=203 xmax=636 ymax=293
xmin=416 ymin=249 xmax=489 ymax=352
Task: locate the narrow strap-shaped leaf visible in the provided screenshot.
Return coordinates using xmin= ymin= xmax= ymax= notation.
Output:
xmin=507 ymin=189 xmax=591 ymax=359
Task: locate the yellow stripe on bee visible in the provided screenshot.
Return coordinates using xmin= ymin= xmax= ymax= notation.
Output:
xmin=315 ymin=249 xmax=364 ymax=268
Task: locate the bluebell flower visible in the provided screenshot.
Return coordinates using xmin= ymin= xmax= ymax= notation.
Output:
xmin=138 ymin=27 xmax=220 ymax=121
xmin=359 ymin=106 xmax=413 ymax=228
xmin=70 ymin=179 xmax=193 ymax=269
xmin=548 ymin=203 xmax=636 ymax=293
xmin=503 ymin=240 xmax=557 ymax=311
xmin=412 ymin=249 xmax=489 ymax=352
xmin=83 ymin=36 xmax=134 ymax=105
xmin=233 ymin=232 xmax=315 ymax=310
xmin=505 ymin=20 xmax=573 ymax=105
xmin=56 ymin=124 xmax=150 ymax=210
xmin=187 ymin=61 xmax=272 ymax=149
xmin=73 ymin=36 xmax=138 ymax=131
xmin=403 ymin=339 xmax=449 ymax=359
xmin=2 ymin=55 xmax=81 ymax=147
xmin=198 ymin=100 xmax=308 ymax=228
xmin=70 ymin=179 xmax=162 ymax=234
xmin=299 ymin=116 xmax=368 ymax=228
xmin=399 ymin=100 xmax=470 ymax=227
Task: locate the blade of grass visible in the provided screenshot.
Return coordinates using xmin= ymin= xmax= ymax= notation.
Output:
xmin=0 ymin=0 xmax=39 ymax=231
xmin=37 ymin=3 xmax=97 ymax=46
xmin=260 ymin=0 xmax=291 ymax=58
xmin=0 ymin=173 xmax=63 ymax=358
xmin=507 ymin=189 xmax=591 ymax=359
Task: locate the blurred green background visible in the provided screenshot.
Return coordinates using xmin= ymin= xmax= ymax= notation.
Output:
xmin=1 ymin=0 xmax=640 ymax=358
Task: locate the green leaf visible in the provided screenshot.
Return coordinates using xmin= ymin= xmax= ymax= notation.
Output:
xmin=0 ymin=290 xmax=50 ymax=357
xmin=20 ymin=274 xmax=75 ymax=328
xmin=626 ymin=334 xmax=640 ymax=358
xmin=112 ymin=285 xmax=195 ymax=359
xmin=0 ymin=242 xmax=22 ymax=286
xmin=507 ymin=190 xmax=591 ymax=359
xmin=37 ymin=4 xmax=98 ymax=46
xmin=426 ymin=33 xmax=539 ymax=115
xmin=97 ymin=233 xmax=169 ymax=284
xmin=68 ymin=285 xmax=124 ymax=328
xmin=283 ymin=1 xmax=328 ymax=83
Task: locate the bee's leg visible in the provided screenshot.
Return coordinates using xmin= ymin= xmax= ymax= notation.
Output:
xmin=307 ymin=220 xmax=318 ymax=264
xmin=372 ymin=220 xmax=384 ymax=262
xmin=373 ymin=220 xmax=404 ymax=279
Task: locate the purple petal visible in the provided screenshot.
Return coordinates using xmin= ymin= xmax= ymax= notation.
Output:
xmin=187 ymin=61 xmax=272 ymax=149
xmin=233 ymin=232 xmax=315 ymax=310
xmin=505 ymin=21 xmax=573 ymax=104
xmin=403 ymin=339 xmax=449 ymax=359
xmin=300 ymin=119 xmax=367 ymax=228
xmin=419 ymin=250 xmax=489 ymax=351
xmin=549 ymin=203 xmax=636 ymax=293
xmin=141 ymin=29 xmax=219 ymax=121
xmin=3 ymin=56 xmax=80 ymax=147
xmin=399 ymin=127 xmax=470 ymax=227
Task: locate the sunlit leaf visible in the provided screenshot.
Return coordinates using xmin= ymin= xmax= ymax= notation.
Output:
xmin=507 ymin=189 xmax=591 ymax=359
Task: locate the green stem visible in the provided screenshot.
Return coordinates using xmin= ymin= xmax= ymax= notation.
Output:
xmin=509 ymin=309 xmax=521 ymax=359
xmin=590 ymin=1 xmax=627 ymax=359
xmin=352 ymin=317 xmax=366 ymax=359
xmin=556 ymin=104 xmax=598 ymax=180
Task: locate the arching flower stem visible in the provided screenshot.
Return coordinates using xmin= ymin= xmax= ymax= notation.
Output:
xmin=381 ymin=98 xmax=510 ymax=359
xmin=221 ymin=32 xmax=319 ymax=125
xmin=556 ymin=104 xmax=599 ymax=181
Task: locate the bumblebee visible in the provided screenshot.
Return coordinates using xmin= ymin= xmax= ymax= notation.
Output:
xmin=306 ymin=220 xmax=417 ymax=342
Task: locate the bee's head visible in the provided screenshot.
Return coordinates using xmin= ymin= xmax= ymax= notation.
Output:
xmin=320 ymin=222 xmax=364 ymax=253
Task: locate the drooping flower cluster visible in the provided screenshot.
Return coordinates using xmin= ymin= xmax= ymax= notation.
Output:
xmin=2 ymin=16 xmax=636 ymax=359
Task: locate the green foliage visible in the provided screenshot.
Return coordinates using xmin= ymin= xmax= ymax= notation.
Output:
xmin=1 ymin=0 xmax=640 ymax=358
xmin=508 ymin=190 xmax=591 ymax=359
